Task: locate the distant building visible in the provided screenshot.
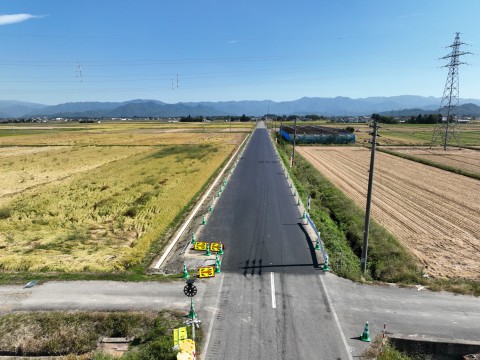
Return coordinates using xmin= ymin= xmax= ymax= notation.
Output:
xmin=280 ymin=125 xmax=355 ymax=144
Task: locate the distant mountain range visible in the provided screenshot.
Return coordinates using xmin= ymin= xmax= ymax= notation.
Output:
xmin=1 ymin=96 xmax=480 ymax=118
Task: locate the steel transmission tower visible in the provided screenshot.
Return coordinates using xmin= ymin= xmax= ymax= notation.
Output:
xmin=431 ymin=32 xmax=471 ymax=150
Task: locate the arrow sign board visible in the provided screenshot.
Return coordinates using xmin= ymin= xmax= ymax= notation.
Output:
xmin=193 ymin=242 xmax=207 ymax=251
xmin=210 ymin=242 xmax=221 ymax=252
xmin=198 ymin=266 xmax=215 ymax=278
xmin=173 ymin=327 xmax=188 ymax=346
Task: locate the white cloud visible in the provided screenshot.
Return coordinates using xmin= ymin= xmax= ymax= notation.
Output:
xmin=398 ymin=13 xmax=420 ymax=19
xmin=0 ymin=14 xmax=44 ymax=26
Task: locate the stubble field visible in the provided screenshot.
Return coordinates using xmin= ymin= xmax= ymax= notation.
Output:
xmin=382 ymin=146 xmax=480 ymax=176
xmin=0 ymin=122 xmax=249 ymax=272
xmin=298 ymin=146 xmax=480 ymax=280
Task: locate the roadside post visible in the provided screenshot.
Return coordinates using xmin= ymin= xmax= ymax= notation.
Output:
xmin=183 ymin=279 xmax=201 ymax=341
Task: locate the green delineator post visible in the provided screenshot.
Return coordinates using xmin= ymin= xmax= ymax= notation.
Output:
xmin=209 ymin=203 xmax=213 ymax=212
xmin=218 ymin=242 xmax=224 ymax=255
xmin=297 ymin=198 xmax=300 ymax=206
xmin=191 ymin=233 xmax=196 ymax=244
xmin=315 ymin=237 xmax=321 ymax=250
xmin=202 ymin=215 xmax=207 ymax=225
xmin=215 ymin=254 xmax=221 ymax=267
xmin=182 ymin=264 xmax=189 ymax=279
xmin=293 ymin=190 xmax=296 ymax=196
xmin=360 ymin=322 xmax=371 ymax=342
xmin=322 ymin=254 xmax=329 ymax=271
xmin=205 ymin=243 xmax=211 ymax=256
xmin=215 ymin=259 xmax=221 ymax=273
xmin=188 ymin=298 xmax=197 ymax=320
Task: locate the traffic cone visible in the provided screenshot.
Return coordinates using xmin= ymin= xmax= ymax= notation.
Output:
xmin=315 ymin=238 xmax=321 ymax=250
xmin=218 ymin=242 xmax=224 ymax=255
xmin=205 ymin=243 xmax=211 ymax=256
xmin=191 ymin=233 xmax=196 ymax=244
xmin=360 ymin=322 xmax=371 ymax=342
xmin=182 ymin=264 xmax=189 ymax=279
xmin=297 ymin=198 xmax=300 ymax=206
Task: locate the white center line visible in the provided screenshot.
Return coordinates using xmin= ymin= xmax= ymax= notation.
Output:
xmin=270 ymin=272 xmax=276 ymax=309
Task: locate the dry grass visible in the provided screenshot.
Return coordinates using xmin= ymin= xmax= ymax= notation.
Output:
xmin=0 ymin=125 xmax=245 ymax=272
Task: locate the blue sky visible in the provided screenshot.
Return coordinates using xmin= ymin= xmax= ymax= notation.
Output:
xmin=0 ymin=0 xmax=479 ymax=104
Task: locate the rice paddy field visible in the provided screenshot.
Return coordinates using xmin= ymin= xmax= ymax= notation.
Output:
xmin=0 ymin=121 xmax=250 ymax=272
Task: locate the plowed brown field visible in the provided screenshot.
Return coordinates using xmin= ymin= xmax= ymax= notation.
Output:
xmin=384 ymin=147 xmax=480 ymax=175
xmin=298 ymin=146 xmax=480 ymax=280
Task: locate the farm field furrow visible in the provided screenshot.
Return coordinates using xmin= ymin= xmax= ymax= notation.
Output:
xmin=298 ymin=146 xmax=480 ymax=280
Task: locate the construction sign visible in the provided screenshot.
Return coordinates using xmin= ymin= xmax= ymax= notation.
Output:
xmin=210 ymin=242 xmax=222 ymax=252
xmin=173 ymin=327 xmax=188 ymax=346
xmin=198 ymin=266 xmax=215 ymax=278
xmin=193 ymin=242 xmax=207 ymax=251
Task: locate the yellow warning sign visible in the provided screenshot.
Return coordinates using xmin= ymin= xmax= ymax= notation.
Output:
xmin=198 ymin=266 xmax=215 ymax=278
xmin=193 ymin=242 xmax=207 ymax=251
xmin=179 ymin=339 xmax=196 ymax=354
xmin=210 ymin=242 xmax=221 ymax=252
xmin=173 ymin=327 xmax=188 ymax=346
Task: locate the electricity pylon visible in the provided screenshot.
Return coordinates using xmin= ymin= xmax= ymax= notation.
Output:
xmin=430 ymin=32 xmax=471 ymax=150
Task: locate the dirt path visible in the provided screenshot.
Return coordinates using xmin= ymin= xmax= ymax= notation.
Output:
xmin=298 ymin=146 xmax=480 ymax=280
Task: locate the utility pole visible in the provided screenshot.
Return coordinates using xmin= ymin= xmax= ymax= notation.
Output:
xmin=291 ymin=117 xmax=297 ymax=167
xmin=361 ymin=120 xmax=379 ymax=274
xmin=431 ymin=32 xmax=471 ymax=150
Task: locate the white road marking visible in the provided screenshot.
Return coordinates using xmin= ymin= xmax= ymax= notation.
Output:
xmin=271 ymin=272 xmax=277 ymax=309
xmin=319 ymin=274 xmax=354 ymax=360
xmin=201 ymin=272 xmax=225 ymax=360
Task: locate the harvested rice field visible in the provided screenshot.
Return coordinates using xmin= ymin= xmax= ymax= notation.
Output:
xmin=298 ymin=146 xmax=480 ymax=280
xmin=382 ymin=146 xmax=480 ymax=176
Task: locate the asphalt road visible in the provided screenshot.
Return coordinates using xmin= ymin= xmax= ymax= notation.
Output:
xmin=200 ymin=123 xmax=352 ymax=359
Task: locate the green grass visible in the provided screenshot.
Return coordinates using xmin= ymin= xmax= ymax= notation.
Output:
xmin=0 ymin=310 xmax=199 ymax=359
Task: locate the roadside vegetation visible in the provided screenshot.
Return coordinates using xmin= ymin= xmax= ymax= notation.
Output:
xmin=274 ymin=133 xmax=480 ymax=296
xmin=362 ymin=335 xmax=432 ymax=360
xmin=0 ymin=310 xmax=198 ymax=359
